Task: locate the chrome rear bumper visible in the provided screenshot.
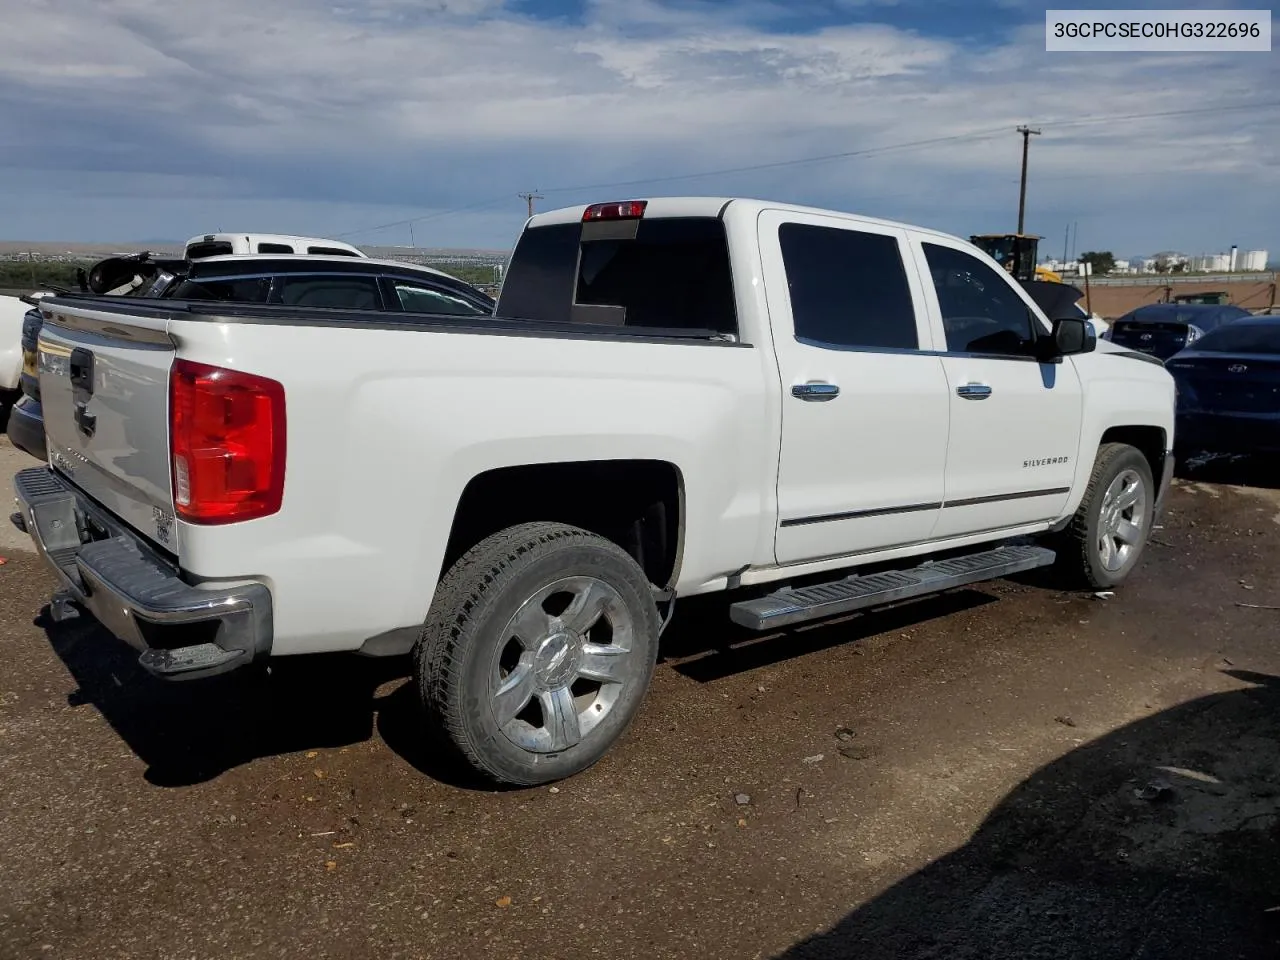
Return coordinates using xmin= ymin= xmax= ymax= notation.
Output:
xmin=12 ymin=466 xmax=272 ymax=680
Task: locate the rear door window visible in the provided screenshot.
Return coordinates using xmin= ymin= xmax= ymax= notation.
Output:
xmin=392 ymin=280 xmax=491 ymax=316
xmin=169 ymin=275 xmax=272 ymax=303
xmin=275 ymin=275 xmax=383 ymax=310
xmin=778 ymin=223 xmax=918 ymax=350
xmin=497 ymin=217 xmax=737 ymax=335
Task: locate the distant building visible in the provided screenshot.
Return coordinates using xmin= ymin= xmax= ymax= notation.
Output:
xmin=1241 ymin=249 xmax=1269 ymax=271
xmin=1190 ymin=253 xmax=1232 ymax=273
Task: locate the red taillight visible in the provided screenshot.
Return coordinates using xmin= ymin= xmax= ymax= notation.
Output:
xmin=582 ymin=200 xmax=647 ymax=222
xmin=169 ymin=359 xmax=286 ymax=524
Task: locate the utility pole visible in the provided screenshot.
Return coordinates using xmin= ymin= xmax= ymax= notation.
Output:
xmin=1062 ymin=224 xmax=1069 ymax=263
xmin=409 ymin=222 xmax=415 ymax=248
xmin=1082 ymin=257 xmax=1093 ymax=317
xmin=518 ymin=192 xmax=544 ymax=219
xmin=1016 ymin=125 xmax=1041 ymax=235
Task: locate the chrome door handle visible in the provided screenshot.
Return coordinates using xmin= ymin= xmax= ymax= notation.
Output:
xmin=792 ymin=382 xmax=840 ymax=402
xmin=956 ymin=382 xmax=992 ymax=400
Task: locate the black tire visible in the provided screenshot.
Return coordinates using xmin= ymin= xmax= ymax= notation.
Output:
xmin=1053 ymin=443 xmax=1155 ymax=590
xmin=415 ymin=522 xmax=661 ymax=786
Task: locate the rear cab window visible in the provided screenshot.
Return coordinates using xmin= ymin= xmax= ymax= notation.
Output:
xmin=496 ymin=214 xmax=737 ymax=337
xmin=184 ymin=241 xmax=235 ymax=259
xmin=307 ymin=246 xmax=361 ymax=257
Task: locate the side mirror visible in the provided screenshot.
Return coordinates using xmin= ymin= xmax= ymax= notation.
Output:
xmin=1039 ymin=316 xmax=1095 ymax=361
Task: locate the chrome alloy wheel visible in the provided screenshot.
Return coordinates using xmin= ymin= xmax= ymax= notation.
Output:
xmin=1097 ymin=468 xmax=1147 ymax=572
xmin=490 ymin=576 xmax=638 ymax=754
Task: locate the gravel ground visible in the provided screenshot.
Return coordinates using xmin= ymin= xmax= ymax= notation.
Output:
xmin=2 ymin=437 xmax=1279 ymax=960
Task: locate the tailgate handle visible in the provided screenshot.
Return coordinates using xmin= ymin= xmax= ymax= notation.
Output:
xmin=69 ymin=348 xmax=95 ymax=392
xmin=74 ymin=403 xmax=97 ymax=438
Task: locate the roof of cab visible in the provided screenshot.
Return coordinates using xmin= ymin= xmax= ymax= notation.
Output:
xmin=525 ymin=197 xmax=972 ymax=246
xmin=184 ymin=232 xmax=365 ymax=252
xmin=190 ymin=253 xmax=457 ymax=279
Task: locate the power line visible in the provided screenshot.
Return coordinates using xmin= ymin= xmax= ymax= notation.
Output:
xmin=1036 ymin=100 xmax=1280 ymax=129
xmin=334 ymin=127 xmax=1009 ymax=238
xmin=537 ymin=127 xmax=1013 ymax=195
xmin=333 ymin=99 xmax=1280 ymax=240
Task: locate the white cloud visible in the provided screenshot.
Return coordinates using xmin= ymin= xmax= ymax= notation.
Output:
xmin=0 ymin=0 xmax=1275 ymax=252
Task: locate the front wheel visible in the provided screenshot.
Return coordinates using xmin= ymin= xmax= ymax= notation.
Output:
xmin=1054 ymin=443 xmax=1155 ymax=590
xmin=415 ymin=522 xmax=661 ymax=786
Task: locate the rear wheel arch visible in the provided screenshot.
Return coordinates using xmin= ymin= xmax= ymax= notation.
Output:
xmin=441 ymin=459 xmax=685 ymax=590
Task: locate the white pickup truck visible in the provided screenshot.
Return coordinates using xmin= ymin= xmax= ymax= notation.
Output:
xmin=13 ymin=197 xmax=1175 ymax=785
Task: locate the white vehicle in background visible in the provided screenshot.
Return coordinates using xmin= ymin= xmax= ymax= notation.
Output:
xmin=183 ymin=233 xmax=366 ymax=260
xmin=15 ymin=196 xmax=1176 ymax=787
xmin=0 ymin=294 xmax=35 ymax=394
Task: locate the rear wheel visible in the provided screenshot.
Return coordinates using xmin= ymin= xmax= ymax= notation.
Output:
xmin=415 ymin=522 xmax=660 ymax=786
xmin=1053 ymin=443 xmax=1155 ymax=590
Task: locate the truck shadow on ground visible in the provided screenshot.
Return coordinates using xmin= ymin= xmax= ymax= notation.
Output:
xmin=774 ymin=669 xmax=1280 ymax=960
xmin=38 ymin=606 xmax=426 ymax=788
xmin=657 ymin=589 xmax=997 ymax=683
xmin=38 ymin=587 xmax=1003 ymax=790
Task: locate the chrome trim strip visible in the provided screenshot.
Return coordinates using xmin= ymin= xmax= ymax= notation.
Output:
xmin=780 ymin=501 xmax=941 ymax=528
xmin=943 ymin=487 xmax=1071 ymax=509
xmin=781 ymin=486 xmax=1071 ymax=527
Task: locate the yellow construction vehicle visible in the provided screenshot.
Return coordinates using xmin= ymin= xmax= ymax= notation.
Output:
xmin=969 ymin=233 xmax=1061 ymax=284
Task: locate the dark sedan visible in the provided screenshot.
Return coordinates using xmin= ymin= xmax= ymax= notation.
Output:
xmin=7 ymin=255 xmax=496 ymax=461
xmin=1165 ymin=316 xmax=1280 ymax=458
xmin=1108 ymin=303 xmax=1252 ymax=361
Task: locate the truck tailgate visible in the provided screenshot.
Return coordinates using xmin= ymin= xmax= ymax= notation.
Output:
xmin=37 ymin=302 xmax=178 ymax=551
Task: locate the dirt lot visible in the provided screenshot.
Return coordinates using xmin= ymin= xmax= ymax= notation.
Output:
xmin=2 ymin=437 xmax=1279 ymax=960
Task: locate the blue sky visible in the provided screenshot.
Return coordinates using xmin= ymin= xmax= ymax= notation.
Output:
xmin=2 ymin=0 xmax=1277 ymax=258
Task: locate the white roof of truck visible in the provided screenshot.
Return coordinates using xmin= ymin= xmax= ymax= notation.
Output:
xmin=527 ymin=197 xmax=968 ymax=246
xmin=184 ymin=233 xmax=367 ymax=257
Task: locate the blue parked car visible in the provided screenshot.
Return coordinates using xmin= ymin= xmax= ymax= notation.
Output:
xmin=1108 ymin=303 xmax=1252 ymax=361
xmin=1165 ymin=316 xmax=1280 ymax=458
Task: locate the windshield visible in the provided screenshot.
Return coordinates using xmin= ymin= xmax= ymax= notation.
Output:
xmin=1192 ymin=322 xmax=1280 ymax=354
xmin=975 ymin=237 xmax=1015 ymax=262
